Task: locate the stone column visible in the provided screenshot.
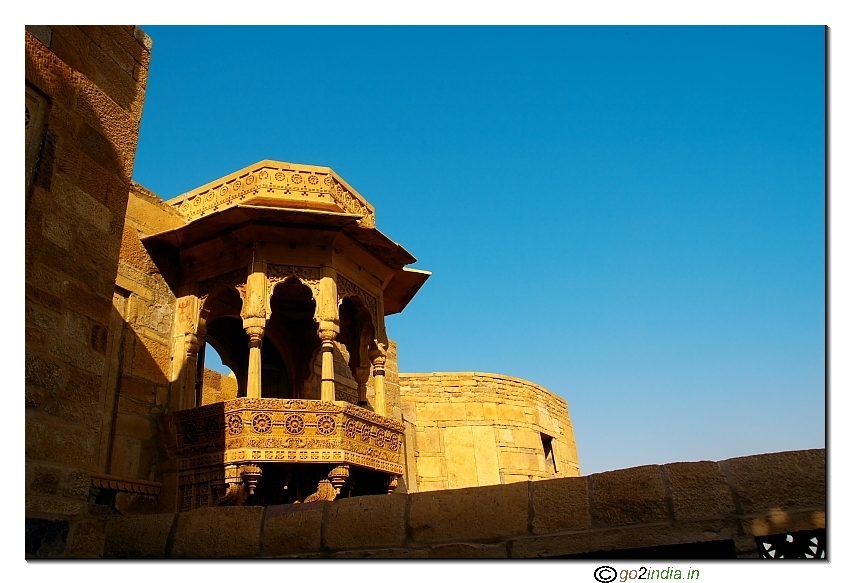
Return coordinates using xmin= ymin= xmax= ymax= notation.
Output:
xmin=369 ymin=342 xmax=387 ymax=416
xmin=183 ymin=332 xmax=202 ymax=410
xmin=244 ymin=323 xmax=264 ymax=398
xmin=319 ymin=328 xmax=337 ymax=401
xmin=354 ymin=365 xmax=370 ymax=407
xmin=317 ymin=268 xmax=339 ymax=402
xmin=241 ymin=264 xmax=268 ymax=399
xmin=172 ymin=295 xmax=207 ymax=411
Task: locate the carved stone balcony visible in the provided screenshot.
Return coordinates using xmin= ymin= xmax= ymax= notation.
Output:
xmin=160 ymin=398 xmax=404 ymax=509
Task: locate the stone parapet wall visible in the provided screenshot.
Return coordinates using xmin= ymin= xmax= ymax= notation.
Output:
xmin=97 ymin=449 xmax=824 ymax=559
xmin=399 ymin=372 xmax=580 ymax=491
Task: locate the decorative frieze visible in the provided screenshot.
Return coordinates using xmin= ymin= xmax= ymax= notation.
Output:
xmin=90 ymin=473 xmax=162 ymax=496
xmin=171 ymin=163 xmax=376 ymax=228
xmin=162 ymin=398 xmax=404 ymax=482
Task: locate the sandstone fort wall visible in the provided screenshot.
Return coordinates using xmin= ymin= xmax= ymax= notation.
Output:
xmin=399 ymin=372 xmax=580 ymax=492
xmin=25 ymin=25 xmax=153 ymax=557
xmin=100 ymin=449 xmax=824 ymax=558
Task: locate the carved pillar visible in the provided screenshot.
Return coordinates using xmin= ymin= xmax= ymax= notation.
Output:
xmin=354 ymin=366 xmax=370 ymax=406
xmin=244 ymin=325 xmax=264 ymax=398
xmin=318 ymin=268 xmax=339 ymax=402
xmin=369 ymin=342 xmax=388 ymax=416
xmin=184 ymin=333 xmax=202 ymax=410
xmin=242 ymin=264 xmax=268 ymax=399
xmin=172 ymin=295 xmax=208 ymax=411
xmin=320 ymin=328 xmax=337 ymax=401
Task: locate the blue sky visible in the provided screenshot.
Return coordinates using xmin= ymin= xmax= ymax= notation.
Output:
xmin=133 ymin=26 xmax=825 ymax=475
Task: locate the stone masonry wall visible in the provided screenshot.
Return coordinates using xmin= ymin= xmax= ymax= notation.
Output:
xmin=100 ymin=449 xmax=824 ymax=558
xmin=25 ymin=26 xmax=152 ymax=558
xmin=399 ymin=372 xmax=580 ymax=492
xmin=108 ymin=184 xmax=185 ymax=481
xmin=200 ymin=368 xmax=239 ymax=405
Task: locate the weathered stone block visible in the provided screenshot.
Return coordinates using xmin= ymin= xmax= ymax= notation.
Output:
xmin=662 ymin=461 xmax=735 ymax=520
xmin=511 ymin=519 xmax=735 ymax=558
xmin=263 ymin=502 xmax=326 ymax=557
xmin=409 ymin=482 xmax=529 ymax=543
xmin=129 ymin=333 xmax=169 ymax=383
xmin=324 ymin=494 xmax=407 ymax=551
xmin=592 ymin=465 xmax=669 ymax=527
xmin=104 ymin=513 xmax=174 ymax=558
xmin=26 ymin=418 xmax=97 ymax=466
xmin=25 ymin=34 xmax=77 ymax=107
xmin=171 ymin=506 xmax=263 ymax=558
xmin=724 ymin=449 xmax=825 ymax=513
xmin=29 ymin=465 xmax=62 ymax=496
xmin=26 ymin=496 xmax=86 ymax=516
xmin=114 ymin=412 xmax=153 ymax=440
xmin=63 ymin=470 xmax=91 ymax=500
xmin=66 ymin=367 xmax=102 ymax=405
xmin=25 ymin=353 xmax=64 ymax=395
xmin=68 ymin=519 xmax=106 ymax=558
xmin=417 ymin=456 xmax=445 ymax=479
xmin=531 ymin=476 xmax=591 ymax=534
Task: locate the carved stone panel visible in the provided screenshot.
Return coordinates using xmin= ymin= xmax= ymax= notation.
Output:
xmin=267 ymin=264 xmax=320 ymax=294
xmin=172 ymin=164 xmax=376 ymax=228
xmin=161 ymin=398 xmax=404 ymax=480
xmin=337 ymin=274 xmax=379 ymax=332
xmin=197 ymin=268 xmax=249 ymax=299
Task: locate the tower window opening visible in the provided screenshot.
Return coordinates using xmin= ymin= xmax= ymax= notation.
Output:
xmin=542 ymin=434 xmax=557 ymax=475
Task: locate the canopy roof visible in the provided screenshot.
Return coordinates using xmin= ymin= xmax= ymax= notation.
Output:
xmin=143 ymin=160 xmax=430 ymax=315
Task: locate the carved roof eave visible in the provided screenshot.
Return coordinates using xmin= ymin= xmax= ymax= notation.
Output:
xmin=141 ymin=204 xmax=363 ymax=250
xmin=383 ymin=267 xmax=431 ymax=316
xmin=165 ymin=160 xmax=376 ymax=229
xmin=141 ymin=203 xmax=423 ymax=277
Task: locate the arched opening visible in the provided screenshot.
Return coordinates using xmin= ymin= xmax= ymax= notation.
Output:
xmin=266 ymin=277 xmax=320 ymax=399
xmin=200 ymin=343 xmax=239 ymax=405
xmin=337 ymin=296 xmax=376 ymax=406
xmin=201 ymin=285 xmax=248 ymax=401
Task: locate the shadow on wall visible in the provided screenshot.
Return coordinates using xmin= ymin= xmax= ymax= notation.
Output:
xmin=25 ymin=25 xmax=154 ymax=559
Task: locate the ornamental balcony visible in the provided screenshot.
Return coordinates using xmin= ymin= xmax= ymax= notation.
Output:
xmin=160 ymin=398 xmax=404 ymax=510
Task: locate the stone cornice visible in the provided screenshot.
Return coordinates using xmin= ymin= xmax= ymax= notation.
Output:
xmin=167 ymin=160 xmax=376 ymax=228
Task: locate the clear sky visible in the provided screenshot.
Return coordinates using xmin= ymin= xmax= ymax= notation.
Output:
xmin=132 ymin=25 xmax=825 ymax=475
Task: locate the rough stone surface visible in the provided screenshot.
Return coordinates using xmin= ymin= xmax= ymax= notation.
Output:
xmin=724 ymin=449 xmax=825 ymax=513
xmin=324 ymin=494 xmax=407 ymax=551
xmin=26 ymin=496 xmax=86 ymax=516
xmin=409 ymin=482 xmax=529 ymax=543
xmin=263 ymin=502 xmax=326 ymax=557
xmin=26 ymin=26 xmax=151 ymax=538
xmin=531 ymin=476 xmax=591 ymax=534
xmin=67 ymin=519 xmax=106 ymax=558
xmin=63 ymin=470 xmax=91 ymax=501
xmin=592 ymin=465 xmax=669 ymax=527
xmin=663 ymin=461 xmax=735 ymax=521
xmin=104 ymin=513 xmax=174 ymax=558
xmin=170 ymin=506 xmax=263 ymax=558
xmin=511 ymin=519 xmax=735 ymax=558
